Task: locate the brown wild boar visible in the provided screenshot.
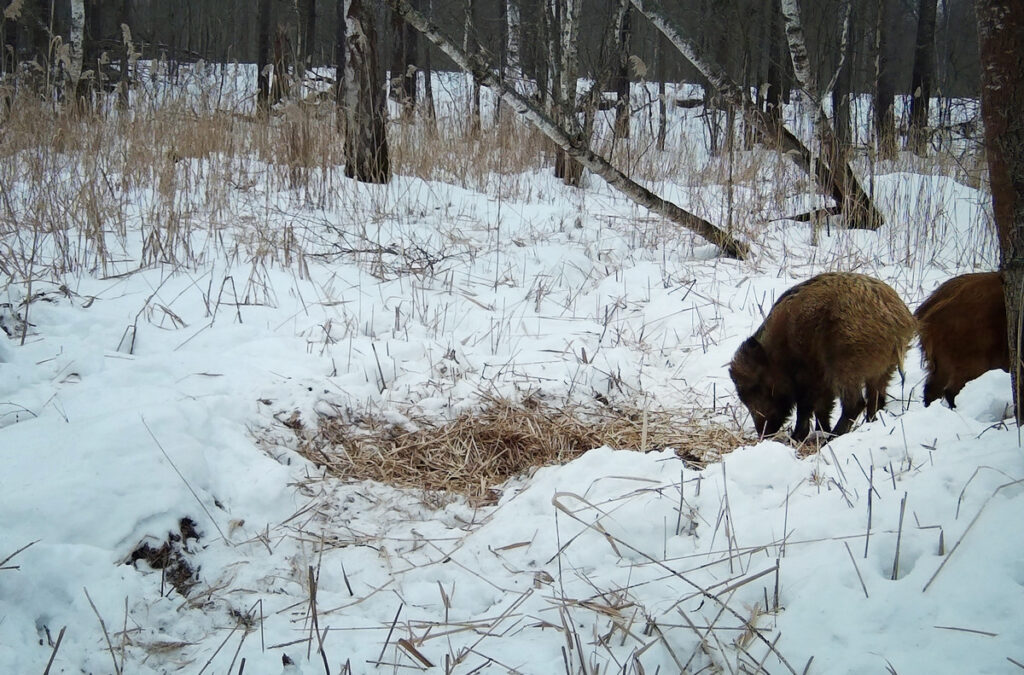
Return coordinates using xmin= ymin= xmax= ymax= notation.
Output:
xmin=729 ymin=272 xmax=916 ymax=441
xmin=915 ymin=272 xmax=1009 ymax=407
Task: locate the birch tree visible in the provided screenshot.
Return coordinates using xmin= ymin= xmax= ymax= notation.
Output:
xmin=779 ymin=0 xmax=869 ymax=223
xmin=387 ymin=0 xmax=748 ymax=259
xmin=976 ymin=0 xmax=1024 ymax=422
xmin=629 ymin=0 xmax=885 ymax=230
xmin=68 ymin=0 xmax=85 ymax=105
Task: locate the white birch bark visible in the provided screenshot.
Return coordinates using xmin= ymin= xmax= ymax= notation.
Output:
xmin=68 ymin=0 xmax=85 ymax=95
xmin=505 ymin=0 xmax=521 ymax=82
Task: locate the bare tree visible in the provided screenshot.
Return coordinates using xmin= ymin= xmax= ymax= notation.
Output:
xmin=630 ymin=0 xmax=884 ymax=230
xmin=68 ymin=0 xmax=85 ymax=106
xmin=387 ymin=0 xmax=749 ymax=259
xmin=909 ymin=0 xmax=938 ymax=155
xmin=341 ymin=0 xmax=391 ymax=183
xmin=612 ymin=0 xmax=632 ymax=140
xmin=390 ymin=0 xmax=417 ymax=117
xmin=463 ymin=0 xmax=481 ymax=134
xmin=554 ymin=0 xmax=584 ymax=184
xmin=257 ymin=0 xmax=272 ymax=112
xmin=976 ymin=0 xmax=1024 ymax=422
xmin=874 ymin=0 xmax=896 ymax=158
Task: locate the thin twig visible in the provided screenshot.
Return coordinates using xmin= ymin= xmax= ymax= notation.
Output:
xmin=83 ymin=587 xmax=122 ymax=675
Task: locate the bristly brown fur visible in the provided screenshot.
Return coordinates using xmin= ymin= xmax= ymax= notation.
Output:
xmin=915 ymin=272 xmax=1009 ymax=407
xmin=729 ymin=272 xmax=916 ymax=441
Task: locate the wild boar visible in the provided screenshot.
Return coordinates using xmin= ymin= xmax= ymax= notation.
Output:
xmin=915 ymin=272 xmax=1009 ymax=407
xmin=729 ymin=272 xmax=916 ymax=441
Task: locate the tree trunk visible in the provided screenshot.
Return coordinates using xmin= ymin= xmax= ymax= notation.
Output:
xmin=874 ymin=0 xmax=896 ymax=159
xmin=463 ymin=0 xmax=481 ymax=134
xmin=390 ymin=0 xmax=418 ymax=117
xmin=257 ymin=0 xmax=272 ymax=113
xmin=909 ymin=0 xmax=938 ymax=156
xmin=422 ymin=0 xmax=435 ymax=122
xmin=335 ymin=0 xmax=346 ymax=113
xmin=764 ymin=0 xmax=784 ymax=128
xmin=388 ymin=0 xmax=748 ymax=259
xmin=656 ymin=34 xmax=666 ymax=152
xmin=68 ymin=0 xmax=86 ymax=108
xmin=2 ymin=9 xmax=17 ymax=77
xmin=977 ymin=0 xmax=1024 ymax=423
xmin=613 ymin=1 xmax=631 ymax=140
xmin=300 ymin=0 xmax=316 ymax=69
xmin=832 ymin=9 xmax=854 ymax=150
xmin=631 ymin=0 xmax=885 ymax=230
xmin=342 ymin=0 xmax=391 ymax=183
xmin=118 ymin=2 xmax=134 ymax=110
xmin=555 ymin=0 xmax=584 ymax=185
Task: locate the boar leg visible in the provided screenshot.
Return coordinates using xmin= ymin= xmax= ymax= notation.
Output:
xmin=792 ymin=399 xmax=815 ymax=441
xmin=865 ymin=370 xmax=895 ymax=421
xmin=832 ymin=391 xmax=867 ymax=436
xmin=813 ymin=396 xmax=835 ymax=433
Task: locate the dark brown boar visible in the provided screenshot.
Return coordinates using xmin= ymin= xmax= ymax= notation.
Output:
xmin=729 ymin=272 xmax=916 ymax=441
xmin=915 ymin=272 xmax=1009 ymax=407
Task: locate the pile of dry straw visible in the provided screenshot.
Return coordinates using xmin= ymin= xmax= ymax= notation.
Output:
xmin=296 ymin=394 xmax=749 ymax=503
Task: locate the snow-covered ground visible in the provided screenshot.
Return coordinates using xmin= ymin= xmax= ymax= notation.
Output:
xmin=1 ymin=70 xmax=1020 ymax=674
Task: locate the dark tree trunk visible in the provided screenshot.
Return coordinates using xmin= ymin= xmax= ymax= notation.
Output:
xmin=874 ymin=0 xmax=896 ymax=159
xmin=422 ymin=0 xmax=435 ymax=122
xmin=390 ymin=0 xmax=418 ymax=116
xmin=832 ymin=11 xmax=854 ymax=150
xmin=464 ymin=0 xmax=481 ymax=134
xmin=2 ymin=11 xmax=17 ymax=77
xmin=909 ymin=0 xmax=938 ymax=155
xmin=613 ymin=2 xmax=631 ymax=140
xmin=301 ymin=0 xmax=316 ymax=68
xmin=656 ymin=33 xmax=666 ymax=151
xmin=335 ymin=0 xmax=346 ymax=110
xmin=257 ymin=0 xmax=272 ymax=112
xmin=764 ymin=0 xmax=784 ymax=128
xmin=342 ymin=0 xmax=391 ymax=183
xmin=977 ymin=0 xmax=1024 ymax=423
xmin=118 ymin=0 xmax=133 ymax=109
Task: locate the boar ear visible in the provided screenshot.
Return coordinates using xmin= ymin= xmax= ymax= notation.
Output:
xmin=738 ymin=336 xmax=768 ymax=363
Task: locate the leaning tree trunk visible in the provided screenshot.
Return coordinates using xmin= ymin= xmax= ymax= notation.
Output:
xmin=780 ymin=0 xmax=881 ymax=229
xmin=630 ymin=0 xmax=885 ymax=230
xmin=341 ymin=0 xmax=391 ymax=183
xmin=976 ymin=0 xmax=1024 ymax=423
xmin=388 ymin=0 xmax=748 ymax=259
xmin=874 ymin=0 xmax=896 ymax=159
xmin=909 ymin=0 xmax=938 ymax=156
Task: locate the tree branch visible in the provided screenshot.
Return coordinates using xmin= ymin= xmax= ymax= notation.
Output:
xmin=388 ymin=0 xmax=748 ymax=259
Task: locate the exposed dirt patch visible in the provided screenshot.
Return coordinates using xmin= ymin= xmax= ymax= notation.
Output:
xmin=127 ymin=517 xmax=201 ymax=597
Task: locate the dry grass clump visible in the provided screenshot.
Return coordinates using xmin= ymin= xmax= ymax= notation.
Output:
xmin=297 ymin=395 xmax=750 ymax=503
